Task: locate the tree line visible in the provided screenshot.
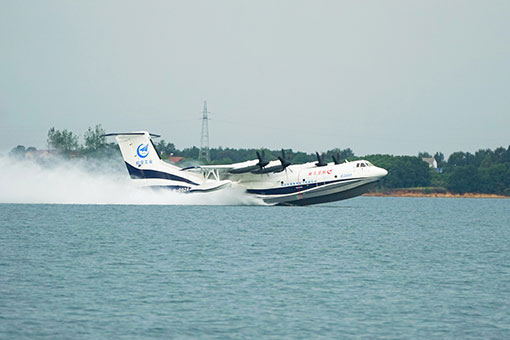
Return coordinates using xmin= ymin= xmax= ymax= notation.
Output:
xmin=9 ymin=125 xmax=119 ymax=159
xmin=8 ymin=126 xmax=510 ymax=196
xmin=361 ymin=148 xmax=510 ymax=195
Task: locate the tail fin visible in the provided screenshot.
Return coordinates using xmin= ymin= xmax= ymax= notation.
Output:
xmin=104 ymin=131 xmax=202 ymax=188
xmin=104 ymin=132 xmax=164 ymax=170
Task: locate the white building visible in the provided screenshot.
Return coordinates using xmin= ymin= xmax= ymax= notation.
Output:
xmin=422 ymin=157 xmax=438 ymax=169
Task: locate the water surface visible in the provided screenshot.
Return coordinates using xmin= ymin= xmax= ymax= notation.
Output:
xmin=1 ymin=197 xmax=509 ymax=339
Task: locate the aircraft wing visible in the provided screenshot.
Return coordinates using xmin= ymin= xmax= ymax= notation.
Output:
xmin=188 ymin=149 xmax=293 ymax=175
xmin=199 ymin=159 xmax=289 ymax=174
xmin=199 ymin=159 xmax=260 ymax=174
xmin=250 ymin=160 xmax=285 ymax=174
xmin=197 ymin=149 xmax=292 ymax=174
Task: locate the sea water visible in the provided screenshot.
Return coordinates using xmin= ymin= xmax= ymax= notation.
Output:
xmin=1 ymin=197 xmax=509 ymax=339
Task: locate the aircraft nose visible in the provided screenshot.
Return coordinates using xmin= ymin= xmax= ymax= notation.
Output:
xmin=377 ymin=167 xmax=388 ymax=178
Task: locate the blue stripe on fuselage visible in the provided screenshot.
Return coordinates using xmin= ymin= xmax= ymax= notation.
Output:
xmin=246 ymin=178 xmax=363 ymax=196
xmin=124 ymin=162 xmax=199 ymax=185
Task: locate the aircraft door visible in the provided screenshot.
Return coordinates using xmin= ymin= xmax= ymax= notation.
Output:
xmin=317 ymin=170 xmax=326 ymax=186
xmin=299 ymin=168 xmax=315 ymax=188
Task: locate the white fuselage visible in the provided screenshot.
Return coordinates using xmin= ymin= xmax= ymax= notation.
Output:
xmin=220 ymin=160 xmax=387 ymax=205
xmin=107 ymin=131 xmax=387 ymax=206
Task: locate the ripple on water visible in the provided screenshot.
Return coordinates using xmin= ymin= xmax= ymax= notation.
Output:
xmin=1 ymin=198 xmax=509 ymax=339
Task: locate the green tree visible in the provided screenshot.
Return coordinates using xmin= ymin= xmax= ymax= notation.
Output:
xmin=9 ymin=145 xmax=26 ymax=159
xmin=83 ymin=124 xmax=106 ymax=152
xmin=155 ymin=140 xmax=176 ymax=158
xmin=365 ymin=155 xmax=431 ymax=188
xmin=325 ymin=148 xmax=354 ymax=163
xmin=434 ymin=152 xmax=445 ymax=168
xmin=176 ymin=146 xmax=200 ymax=160
xmin=291 ymin=152 xmax=314 ymax=164
xmin=447 ymin=152 xmax=468 ymax=168
xmin=429 ymin=168 xmax=446 ymax=187
xmin=478 ymin=164 xmax=509 ymax=194
xmin=47 ymin=127 xmax=79 ymax=154
xmin=446 ymin=165 xmax=480 ymax=194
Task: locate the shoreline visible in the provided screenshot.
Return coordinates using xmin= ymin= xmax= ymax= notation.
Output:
xmin=364 ymin=191 xmax=509 ymax=199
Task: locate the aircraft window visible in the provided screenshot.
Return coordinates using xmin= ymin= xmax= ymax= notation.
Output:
xmin=360 ymin=163 xmax=365 ymax=167
xmin=356 ymin=163 xmax=359 ymax=168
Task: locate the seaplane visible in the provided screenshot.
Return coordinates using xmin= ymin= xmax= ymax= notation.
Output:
xmin=105 ymin=131 xmax=388 ymax=206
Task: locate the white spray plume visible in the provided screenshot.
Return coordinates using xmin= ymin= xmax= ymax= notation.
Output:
xmin=0 ymin=156 xmax=267 ymax=206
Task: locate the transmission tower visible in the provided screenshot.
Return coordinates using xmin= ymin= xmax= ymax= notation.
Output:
xmin=199 ymin=100 xmax=210 ymax=162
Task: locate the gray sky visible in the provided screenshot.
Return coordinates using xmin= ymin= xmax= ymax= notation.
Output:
xmin=1 ymin=0 xmax=509 ymax=156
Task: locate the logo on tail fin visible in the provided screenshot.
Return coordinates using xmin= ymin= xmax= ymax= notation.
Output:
xmin=137 ymin=144 xmax=149 ymax=158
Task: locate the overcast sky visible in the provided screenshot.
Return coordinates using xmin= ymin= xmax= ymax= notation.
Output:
xmin=1 ymin=1 xmax=509 ymax=156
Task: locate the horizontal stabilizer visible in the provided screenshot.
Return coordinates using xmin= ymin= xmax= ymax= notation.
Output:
xmin=103 ymin=132 xmax=161 ymax=138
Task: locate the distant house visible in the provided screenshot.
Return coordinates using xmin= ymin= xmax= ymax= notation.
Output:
xmin=168 ymin=156 xmax=184 ymax=164
xmin=25 ymin=149 xmax=58 ymax=160
xmin=422 ymin=157 xmax=438 ymax=169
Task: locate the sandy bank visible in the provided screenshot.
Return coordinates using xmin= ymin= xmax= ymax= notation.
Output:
xmin=364 ymin=191 xmax=509 ymax=199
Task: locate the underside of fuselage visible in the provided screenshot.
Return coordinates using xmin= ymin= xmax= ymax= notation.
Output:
xmin=250 ymin=177 xmax=378 ymax=206
xmin=273 ymin=181 xmax=377 ymax=206
xmin=137 ymin=179 xmax=378 ymax=206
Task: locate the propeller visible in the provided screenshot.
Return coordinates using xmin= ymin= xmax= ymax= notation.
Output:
xmin=256 ymin=150 xmax=269 ymax=169
xmin=277 ymin=149 xmax=292 ymax=172
xmin=332 ymin=152 xmax=341 ymax=165
xmin=315 ymin=152 xmax=327 ymax=167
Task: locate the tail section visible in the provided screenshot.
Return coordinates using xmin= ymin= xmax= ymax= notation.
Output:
xmin=110 ymin=132 xmax=167 ymax=171
xmin=105 ymin=132 xmax=203 ymax=189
